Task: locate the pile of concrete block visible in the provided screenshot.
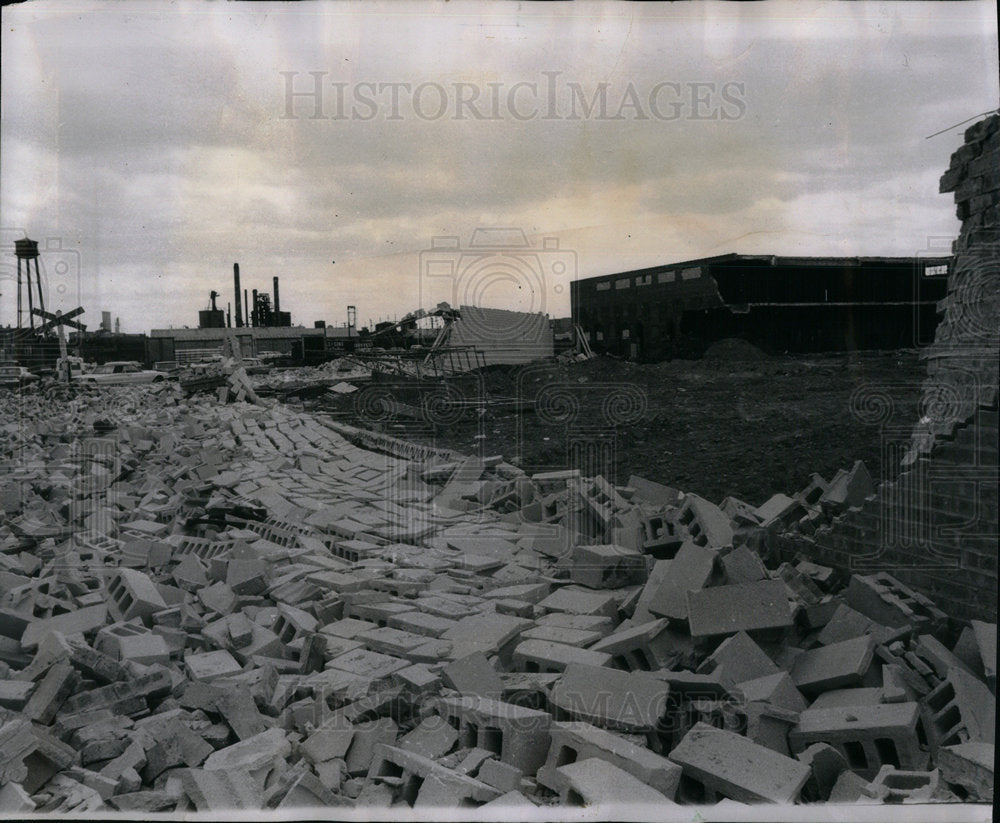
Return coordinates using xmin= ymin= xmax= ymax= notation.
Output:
xmin=0 ymin=384 xmax=994 ymax=812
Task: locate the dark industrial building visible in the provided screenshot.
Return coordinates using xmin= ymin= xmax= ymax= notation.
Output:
xmin=571 ymin=253 xmax=952 ymax=359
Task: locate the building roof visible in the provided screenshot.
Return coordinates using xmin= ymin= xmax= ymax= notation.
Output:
xmin=572 ymin=253 xmax=952 ymax=286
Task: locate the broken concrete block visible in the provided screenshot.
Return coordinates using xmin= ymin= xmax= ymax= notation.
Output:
xmin=0 ymin=781 xmax=35 ymax=813
xmin=344 ymin=718 xmax=399 ymax=776
xmin=795 ymin=742 xmax=848 ymax=802
xmin=844 ymin=573 xmax=946 ymax=634
xmin=644 ymin=541 xmax=719 ymax=622
xmin=299 ymin=727 xmax=354 ymax=765
xmin=790 ymin=635 xmax=877 ymax=697
xmin=936 ymin=741 xmax=994 ymax=802
xmin=687 ymin=579 xmax=794 ymax=639
xmin=142 ymin=720 xmax=214 ymax=782
xmin=511 ymin=639 xmax=612 ymax=673
xmin=536 ymin=720 xmax=681 ymax=799
xmin=669 ymin=722 xmax=811 ymax=803
xmin=569 ymin=544 xmax=645 ymax=589
xmin=869 ymin=764 xmax=942 ymax=803
xmin=20 ymin=604 xmax=108 ymax=651
xmin=475 ymin=757 xmax=522 ymax=793
xmin=697 ymin=631 xmax=780 ymax=688
xmin=550 ymin=663 xmax=669 ymax=733
xmin=203 ymin=726 xmax=291 ymax=776
xmin=441 ymin=652 xmax=504 ymax=699
xmin=789 ymin=702 xmax=929 ymax=779
xmin=216 ymin=685 xmax=270 ymax=740
xmin=827 ymin=768 xmax=889 ymax=803
xmin=555 ymin=757 xmax=673 ymax=806
xmin=536 ymin=587 xmax=619 ymax=619
xmin=0 ymin=718 xmax=80 ymax=793
xmin=438 ymin=696 xmax=552 ymax=775
xmin=721 ymin=544 xmax=768 ymax=583
xmin=22 ymin=662 xmax=78 ymax=724
xmin=179 ymin=767 xmax=263 ymax=811
xmin=588 ymin=617 xmax=681 ymax=672
xmin=970 ymin=620 xmax=996 ymax=692
xmin=820 ymin=460 xmax=873 ymax=511
xmin=816 ymin=602 xmax=904 ymax=646
xmin=185 ymin=649 xmax=243 ymax=682
xmin=370 ymin=743 xmax=501 ymax=807
xmin=398 ymin=716 xmax=459 ymax=761
xmin=733 ymin=671 xmax=808 ymax=714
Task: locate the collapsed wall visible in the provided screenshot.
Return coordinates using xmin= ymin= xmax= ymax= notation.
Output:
xmin=781 ymin=114 xmax=999 ymax=623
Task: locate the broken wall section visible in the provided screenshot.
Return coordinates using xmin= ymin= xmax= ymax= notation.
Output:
xmin=781 ymin=114 xmax=999 ymax=623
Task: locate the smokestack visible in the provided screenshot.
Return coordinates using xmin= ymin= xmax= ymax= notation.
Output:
xmin=273 ymin=276 xmax=280 ymax=314
xmin=233 ymin=264 xmax=243 ymax=328
xmin=227 ymin=302 xmax=232 ymax=328
xmin=244 ymin=289 xmax=249 ymax=328
xmin=252 ymin=289 xmax=258 ymax=327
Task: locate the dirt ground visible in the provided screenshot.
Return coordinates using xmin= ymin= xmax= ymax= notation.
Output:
xmin=319 ymin=343 xmax=928 ymax=507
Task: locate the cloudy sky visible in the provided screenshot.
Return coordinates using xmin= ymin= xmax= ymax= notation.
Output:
xmin=2 ymin=0 xmax=997 ymax=332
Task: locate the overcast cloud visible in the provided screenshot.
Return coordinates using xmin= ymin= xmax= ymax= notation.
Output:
xmin=1 ymin=0 xmax=997 ymax=332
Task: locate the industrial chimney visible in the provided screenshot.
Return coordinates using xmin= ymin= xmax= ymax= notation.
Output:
xmin=233 ymin=263 xmax=243 ymax=328
xmin=273 ymin=276 xmax=280 ymax=314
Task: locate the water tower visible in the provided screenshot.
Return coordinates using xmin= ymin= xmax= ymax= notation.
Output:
xmin=14 ymin=238 xmax=44 ymax=329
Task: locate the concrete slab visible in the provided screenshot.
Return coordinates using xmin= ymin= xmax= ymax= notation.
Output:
xmin=668 ymin=722 xmax=810 ymax=803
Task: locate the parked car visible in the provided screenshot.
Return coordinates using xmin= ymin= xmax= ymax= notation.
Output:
xmin=75 ymin=361 xmax=167 ymax=385
xmin=0 ymin=361 xmax=40 ymax=388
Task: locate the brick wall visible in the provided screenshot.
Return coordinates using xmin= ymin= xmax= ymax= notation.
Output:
xmin=781 ymin=114 xmax=999 ymax=623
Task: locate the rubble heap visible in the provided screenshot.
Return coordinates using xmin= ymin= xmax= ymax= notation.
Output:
xmin=0 ymin=384 xmax=994 ymax=813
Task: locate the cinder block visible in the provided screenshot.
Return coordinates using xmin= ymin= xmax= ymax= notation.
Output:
xmin=441 ymin=652 xmax=504 ymax=699
xmin=569 ymin=544 xmax=645 ymax=589
xmin=644 ymin=542 xmax=719 ymax=621
xmin=398 ymin=716 xmax=459 ymax=760
xmin=536 ymin=587 xmax=620 ymax=619
xmin=555 ymin=757 xmax=673 ymax=806
xmin=790 ymin=635 xmax=876 ymax=697
xmin=668 ymin=722 xmax=810 ymax=803
xmin=344 ymin=718 xmax=399 ymax=776
xmin=22 ymin=662 xmax=78 ymax=724
xmin=869 ymin=764 xmax=941 ymax=802
xmin=789 ymin=702 xmax=929 ymax=779
xmin=697 ymin=631 xmax=780 ymax=688
xmin=536 ymin=720 xmax=681 ymax=799
xmin=687 ymin=579 xmax=794 ymax=638
xmin=108 ymin=569 xmax=168 ymax=625
xmin=476 ymin=757 xmax=522 ymax=793
xmin=549 ymin=662 xmax=669 ymax=733
xmin=676 ymin=494 xmax=734 ymax=549
xmin=368 ymin=743 xmax=501 ymax=806
xmin=923 ymin=666 xmax=995 ymax=748
xmin=203 ymin=726 xmax=291 ymax=774
xmin=511 ymin=639 xmax=612 ymax=674
xmin=936 ymin=741 xmax=994 ymax=802
xmin=589 ymin=617 xmax=680 ymax=671
xmin=721 ymin=545 xmax=768 ymax=583
xmin=180 ymin=767 xmax=263 ymax=811
xmin=300 ymin=727 xmax=354 ymax=765
xmin=185 ymin=649 xmax=243 ymax=682
xmin=438 ymin=696 xmax=552 ymax=775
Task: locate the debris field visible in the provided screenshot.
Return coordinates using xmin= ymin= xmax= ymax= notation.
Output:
xmin=0 ymin=382 xmax=994 ymax=813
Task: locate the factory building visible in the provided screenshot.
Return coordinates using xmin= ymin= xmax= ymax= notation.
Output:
xmin=571 ymin=253 xmax=952 ymax=359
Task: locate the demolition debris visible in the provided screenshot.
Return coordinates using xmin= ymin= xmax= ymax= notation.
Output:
xmin=0 ymin=381 xmax=994 ymax=814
